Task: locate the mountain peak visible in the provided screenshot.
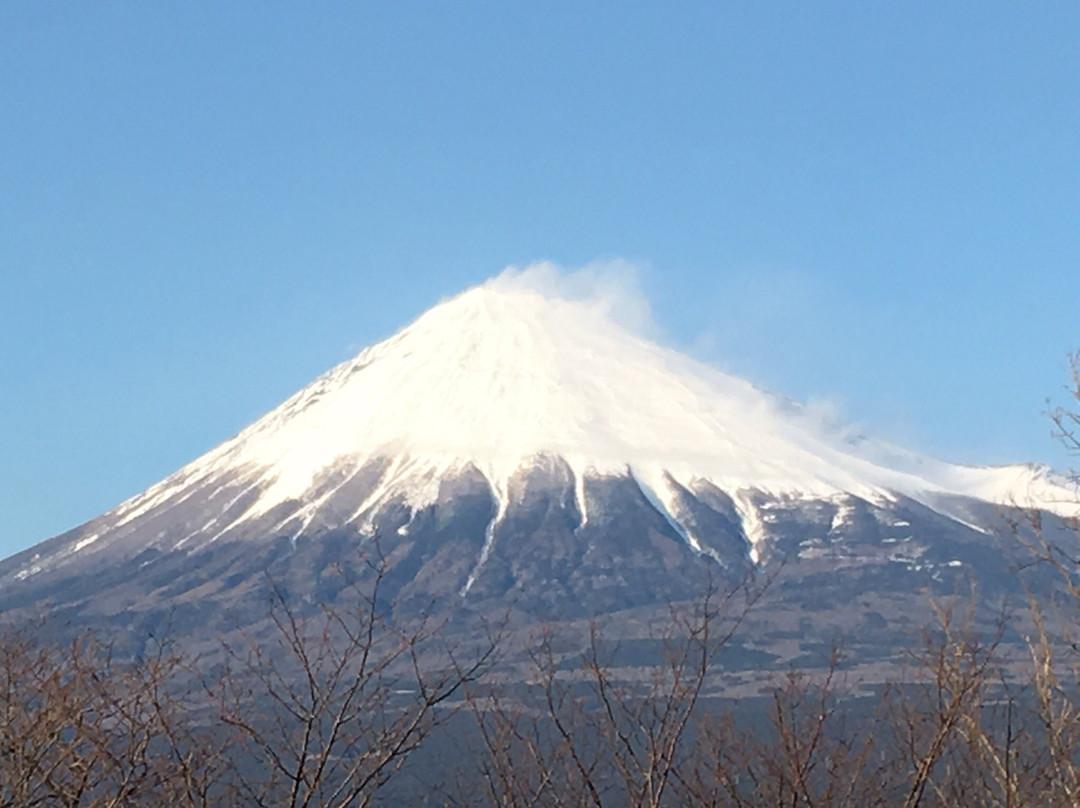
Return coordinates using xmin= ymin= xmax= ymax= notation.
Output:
xmin=111 ymin=277 xmax=1067 ymax=536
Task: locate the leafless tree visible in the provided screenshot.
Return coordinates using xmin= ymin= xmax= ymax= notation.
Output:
xmin=682 ymin=649 xmax=895 ymax=808
xmin=0 ymin=541 xmax=499 ymax=808
xmin=463 ymin=572 xmax=769 ymax=808
xmin=210 ymin=548 xmax=499 ymax=808
xmin=0 ymin=624 xmax=222 ymax=808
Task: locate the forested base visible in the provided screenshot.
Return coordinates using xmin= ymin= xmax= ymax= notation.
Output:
xmin=5 ymin=567 xmax=1080 ymax=808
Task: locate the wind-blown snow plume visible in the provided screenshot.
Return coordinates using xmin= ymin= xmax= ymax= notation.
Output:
xmin=485 ymin=259 xmax=657 ymax=338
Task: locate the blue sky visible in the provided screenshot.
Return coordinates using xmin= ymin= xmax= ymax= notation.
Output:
xmin=2 ymin=3 xmax=1079 ymax=557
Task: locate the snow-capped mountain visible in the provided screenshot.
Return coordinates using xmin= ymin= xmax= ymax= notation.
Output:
xmin=0 ymin=275 xmax=1074 ymax=646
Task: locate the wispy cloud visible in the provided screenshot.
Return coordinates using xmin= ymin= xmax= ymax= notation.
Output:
xmin=485 ymin=259 xmax=658 ymax=338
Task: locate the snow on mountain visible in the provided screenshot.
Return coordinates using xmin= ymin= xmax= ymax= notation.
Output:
xmin=65 ymin=273 xmax=1073 ymax=572
xmin=10 ymin=268 xmax=1079 ymax=684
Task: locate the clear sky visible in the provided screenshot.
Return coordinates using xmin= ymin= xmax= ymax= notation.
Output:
xmin=2 ymin=3 xmax=1079 ymax=558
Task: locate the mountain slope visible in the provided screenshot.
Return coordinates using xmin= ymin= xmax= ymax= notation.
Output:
xmin=0 ymin=278 xmax=1075 ymax=652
